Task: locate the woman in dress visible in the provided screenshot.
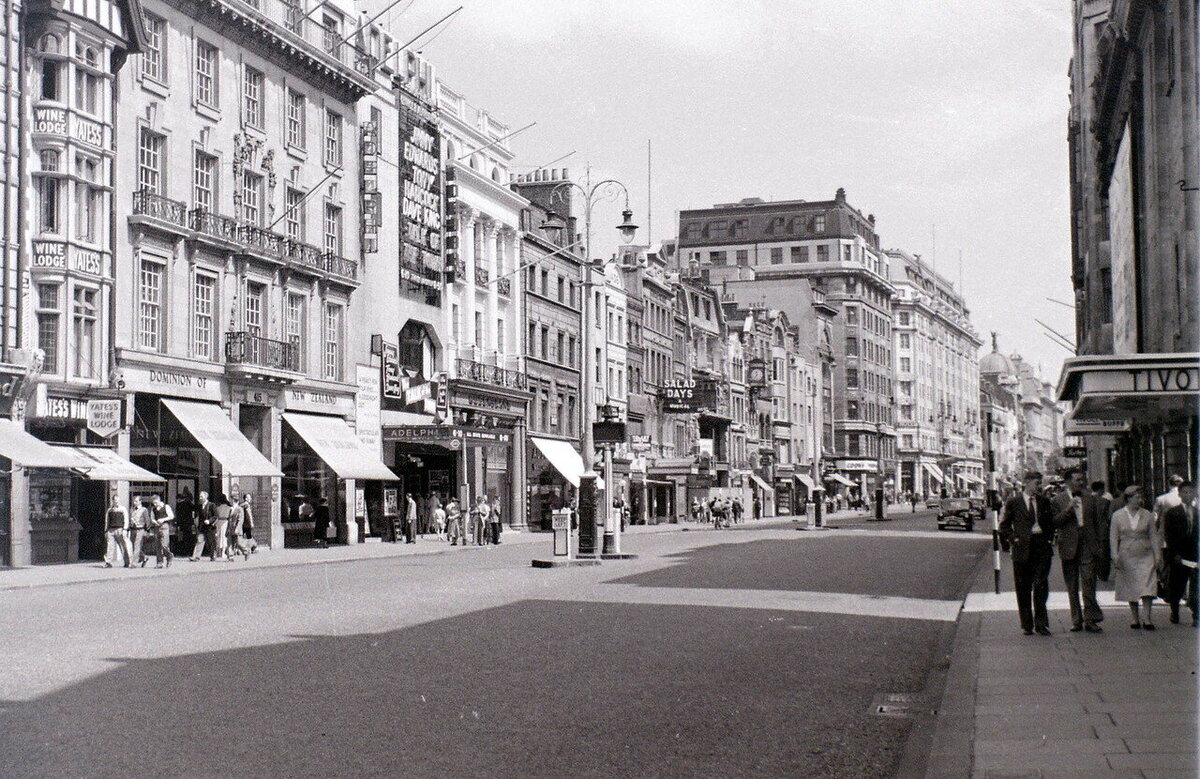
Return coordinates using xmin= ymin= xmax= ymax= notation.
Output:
xmin=1111 ymin=485 xmax=1164 ymax=629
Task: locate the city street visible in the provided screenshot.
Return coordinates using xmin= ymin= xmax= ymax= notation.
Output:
xmin=0 ymin=517 xmax=988 ymax=777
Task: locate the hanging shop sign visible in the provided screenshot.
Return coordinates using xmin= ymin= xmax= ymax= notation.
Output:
xmin=1062 ymin=445 xmax=1087 ymax=459
xmin=86 ymin=399 xmax=123 ymax=438
xmin=837 ymin=459 xmax=878 ymax=472
xmin=382 ymin=424 xmax=510 ymax=448
xmin=1064 ymin=417 xmax=1131 ymax=435
xmin=659 ymin=378 xmax=718 ymax=413
xmin=381 ymin=342 xmax=403 ymax=408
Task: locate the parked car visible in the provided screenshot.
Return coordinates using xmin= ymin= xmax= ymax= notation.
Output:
xmin=937 ymin=498 xmax=975 ymax=532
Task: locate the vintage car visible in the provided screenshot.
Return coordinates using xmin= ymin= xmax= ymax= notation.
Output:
xmin=966 ymin=497 xmax=986 ymax=523
xmin=925 ymin=497 xmax=942 ymax=510
xmin=937 ymin=498 xmax=975 ymax=532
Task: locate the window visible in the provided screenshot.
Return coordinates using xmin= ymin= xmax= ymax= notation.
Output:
xmin=137 ymin=128 xmax=164 ymax=194
xmin=846 ymin=306 xmax=858 ymax=325
xmin=847 ymin=433 xmax=860 ymax=456
xmin=40 ymin=52 xmax=61 ymax=101
xmin=567 ymin=336 xmax=576 ymax=367
xmin=323 ymin=109 xmax=342 ymax=167
xmin=474 ymin=312 xmax=483 ymax=347
xmin=285 ymin=292 xmax=305 ymax=370
xmin=241 ymin=171 xmax=263 ymax=225
xmin=323 ymin=303 xmax=343 ymax=380
xmin=142 ymin=14 xmax=166 ymax=82
xmin=899 ymin=333 xmax=911 ymax=349
xmin=69 ymin=287 xmax=98 ymax=378
xmin=244 ymin=282 xmax=265 ymax=336
xmin=193 ymin=273 xmax=216 ymax=360
xmin=813 ymin=213 xmax=826 ymax=232
xmin=845 ymin=368 xmax=858 ymax=388
xmin=843 ymin=244 xmax=853 ymax=263
xmin=286 ymin=89 xmax=306 ymax=148
xmin=527 ymin=322 xmax=536 ymax=355
xmin=736 ymin=249 xmax=748 ymax=265
xmin=846 ymin=400 xmax=859 ymax=420
xmin=770 ymin=247 xmax=783 ymax=264
xmin=845 ymin=337 xmax=858 ymax=356
xmin=138 ymin=258 xmax=164 ymax=350
xmin=897 ymin=311 xmax=910 ymax=326
xmin=242 ymin=66 xmax=264 ymax=128
xmin=710 ymin=250 xmax=726 ymax=266
xmin=815 ymin=245 xmax=829 ymax=262
xmin=557 ymin=276 xmax=565 ymax=302
xmin=193 ymin=151 xmax=217 ymax=211
xmin=283 ymin=0 xmax=303 ymax=32
xmin=791 ymin=245 xmax=807 ymax=263
xmin=284 ymin=188 xmax=305 ymax=241
xmin=194 ymin=41 xmax=218 ymax=106
xmin=323 ymin=203 xmax=342 ymax=256
xmin=540 ymin=326 xmax=549 ymax=359
xmin=75 ymin=64 xmax=100 ymax=115
xmin=75 ymin=158 xmax=101 ymax=242
xmin=36 ymin=284 xmax=60 ymax=373
xmin=900 ymin=357 xmax=911 ymax=372
xmin=321 ymin=13 xmax=341 ymax=56
xmin=556 ymin=332 xmax=564 ymax=362
xmin=37 ymin=177 xmax=62 ymax=234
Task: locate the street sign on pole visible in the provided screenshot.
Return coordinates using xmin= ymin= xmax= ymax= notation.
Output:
xmin=86 ymin=399 xmax=122 ymax=438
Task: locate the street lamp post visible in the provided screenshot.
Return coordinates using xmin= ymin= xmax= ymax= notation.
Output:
xmin=874 ymin=421 xmax=887 ymax=521
xmin=540 ymin=175 xmax=637 ymax=557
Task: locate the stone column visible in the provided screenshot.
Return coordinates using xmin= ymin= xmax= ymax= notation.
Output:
xmin=511 ymin=417 xmax=527 ymax=529
xmin=268 ymin=403 xmax=284 ymax=549
xmin=481 ymin=218 xmax=499 ymax=358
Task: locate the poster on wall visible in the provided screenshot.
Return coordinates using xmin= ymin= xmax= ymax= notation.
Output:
xmin=398 ymin=90 xmax=443 ymax=292
xmin=355 ymin=364 xmax=382 ymax=454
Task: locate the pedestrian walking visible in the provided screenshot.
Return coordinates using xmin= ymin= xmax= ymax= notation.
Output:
xmin=404 ymin=493 xmax=417 ymax=544
xmin=103 ymin=494 xmax=132 ymax=568
xmin=311 ymin=497 xmax=329 ymax=548
xmin=1053 ymin=468 xmax=1106 ymax=633
xmin=191 ymin=491 xmax=214 ymax=561
xmin=240 ymin=494 xmax=258 ymax=554
xmin=489 ymin=496 xmax=503 ymax=545
xmin=731 ymin=497 xmax=743 ymax=524
xmin=433 ymin=499 xmax=447 ymax=539
xmin=691 ymin=497 xmax=702 ymax=523
xmin=129 ymin=496 xmax=150 ymax=567
xmin=446 ymin=498 xmax=465 ymax=545
xmin=148 ymin=494 xmax=174 ymax=568
xmin=211 ymin=494 xmax=232 ymax=560
xmin=1000 ymin=471 xmax=1054 ymax=636
xmin=1162 ymin=481 xmax=1198 ymax=627
xmin=1111 ymin=486 xmax=1164 ymax=630
xmin=226 ymin=495 xmax=251 ymax=560
xmin=427 ymin=493 xmax=443 ymax=538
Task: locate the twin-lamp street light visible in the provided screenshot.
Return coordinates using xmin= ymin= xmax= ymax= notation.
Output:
xmin=539 ymin=178 xmax=637 ymax=559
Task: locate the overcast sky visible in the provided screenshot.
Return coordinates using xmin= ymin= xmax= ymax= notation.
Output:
xmin=371 ymin=0 xmax=1077 ymax=381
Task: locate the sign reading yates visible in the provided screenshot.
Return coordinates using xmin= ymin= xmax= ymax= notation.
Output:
xmin=86 ymin=400 xmax=122 ymax=438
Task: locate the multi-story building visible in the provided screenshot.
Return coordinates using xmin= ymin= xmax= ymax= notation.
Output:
xmin=1060 ymin=0 xmax=1198 ymax=490
xmin=887 ymin=249 xmax=984 ymax=498
xmin=980 ymin=335 xmax=1024 ymax=486
xmin=111 ymin=0 xmax=384 ymax=554
xmin=1014 ymin=356 xmax=1064 ymax=473
xmin=1 ymin=0 xmax=148 ymax=567
xmin=680 ymin=189 xmax=892 ymax=504
xmin=510 ymin=177 xmax=584 ymax=531
xmin=431 ymin=83 xmax=529 ymax=525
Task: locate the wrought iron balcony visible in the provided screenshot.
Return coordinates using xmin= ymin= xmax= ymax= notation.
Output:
xmin=496 ymin=277 xmax=511 ymax=296
xmin=238 ymin=224 xmax=284 ymax=259
xmin=323 ymin=252 xmax=358 ymax=280
xmin=455 ymin=357 xmax=527 ymax=391
xmin=475 ymin=266 xmax=490 ymax=287
xmin=225 ymin=331 xmax=299 ymax=372
xmin=284 ymin=239 xmax=325 ymax=272
xmin=132 ymin=189 xmax=189 ymax=229
xmin=190 ymin=208 xmax=239 ymax=242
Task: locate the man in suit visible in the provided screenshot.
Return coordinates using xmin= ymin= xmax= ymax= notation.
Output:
xmin=1054 ymin=468 xmax=1105 ymax=632
xmin=1163 ymin=481 xmax=1198 ymax=627
xmin=1000 ymin=471 xmax=1055 ymax=636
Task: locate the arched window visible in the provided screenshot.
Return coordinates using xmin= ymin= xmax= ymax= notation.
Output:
xmin=444 ymin=139 xmax=456 ymax=161
xmin=39 ymin=149 xmax=60 ymax=171
xmin=39 ymin=34 xmax=60 ymax=54
xmin=490 ymin=166 xmax=501 ymax=182
xmin=468 ymin=154 xmax=479 ymax=171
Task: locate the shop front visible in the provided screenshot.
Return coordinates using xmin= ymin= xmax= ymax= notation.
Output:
xmin=1057 ymin=353 xmax=1199 ymax=494
xmin=448 ymin=380 xmax=529 ymax=528
xmin=0 ymin=419 xmax=89 ymax=565
xmin=528 ymin=436 xmax=583 ymax=531
xmin=647 ymin=457 xmax=697 ymax=523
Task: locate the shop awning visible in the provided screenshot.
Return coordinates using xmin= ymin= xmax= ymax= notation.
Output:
xmin=1056 ymin=352 xmax=1199 ymax=423
xmin=922 ymin=462 xmax=945 ymax=483
xmin=161 ymin=399 xmax=283 ymax=477
xmin=530 ymin=436 xmax=585 ymax=487
xmin=747 ymin=471 xmax=772 ymax=492
xmin=795 ymin=473 xmax=817 ymax=492
xmin=824 ymin=473 xmax=855 ymax=487
xmin=0 ymin=420 xmax=80 ymax=468
xmin=959 ymin=473 xmax=983 ymax=485
xmin=53 ymin=446 xmax=164 ymax=482
xmin=283 ymin=412 xmax=398 ymax=481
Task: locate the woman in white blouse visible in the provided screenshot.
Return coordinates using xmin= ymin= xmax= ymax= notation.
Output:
xmin=1111 ymin=486 xmax=1164 ymax=629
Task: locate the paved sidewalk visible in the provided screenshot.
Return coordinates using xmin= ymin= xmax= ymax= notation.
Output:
xmin=925 ymin=550 xmax=1199 ymax=778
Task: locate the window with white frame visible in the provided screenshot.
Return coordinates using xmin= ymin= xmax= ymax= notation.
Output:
xmin=286 ymin=292 xmax=306 ymax=371
xmin=74 ymin=60 xmax=100 ymax=115
xmin=193 ymin=150 xmax=217 ymax=211
xmin=72 ymin=287 xmax=98 ymax=378
xmin=322 ymin=303 xmax=343 ymax=380
xmin=323 ymin=108 xmax=342 ymax=167
xmin=244 ymin=282 xmax=265 ymax=336
xmin=282 ymin=0 xmax=303 ymax=32
xmin=194 ymin=41 xmax=218 ymax=106
xmin=321 ymin=13 xmax=341 ymax=56
xmin=192 ymin=272 xmax=216 ymax=360
xmin=242 ymin=66 xmax=264 ymax=128
xmin=284 ymin=188 xmax=305 ymax=241
xmin=286 ymin=89 xmax=305 ymax=148
xmin=36 ymin=283 xmax=60 ymax=373
xmin=75 ymin=157 xmax=101 ymax=243
xmin=36 ymin=176 xmax=62 ymax=234
xmin=323 ymin=203 xmax=342 ymax=256
xmin=138 ymin=257 xmax=164 ymax=351
xmin=141 ymin=13 xmax=165 ymax=82
xmin=241 ymin=171 xmax=263 ymax=226
xmin=137 ymin=128 xmax=163 ymax=194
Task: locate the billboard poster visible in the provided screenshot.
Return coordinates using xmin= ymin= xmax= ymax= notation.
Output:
xmin=660 ymin=378 xmax=719 ymax=413
xmin=399 ymin=91 xmax=443 ymax=291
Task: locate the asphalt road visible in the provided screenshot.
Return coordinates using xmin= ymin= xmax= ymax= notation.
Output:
xmin=0 ymin=521 xmax=987 ymax=778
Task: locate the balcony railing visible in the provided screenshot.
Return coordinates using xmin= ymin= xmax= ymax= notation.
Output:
xmin=285 ymin=239 xmax=325 ymax=272
xmin=496 ymin=277 xmax=511 ymax=296
xmin=324 ymin=252 xmax=358 ymax=280
xmin=132 ymin=189 xmax=189 ymax=228
xmin=225 ymin=331 xmax=299 ymax=372
xmin=475 ymin=266 xmax=489 ymax=287
xmin=191 ymin=208 xmax=239 ymax=242
xmin=239 ymin=224 xmax=284 ymax=259
xmin=455 ymin=357 xmax=526 ymax=391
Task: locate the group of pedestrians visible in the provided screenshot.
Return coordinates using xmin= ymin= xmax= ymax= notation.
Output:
xmin=103 ymin=493 xmax=175 ymax=568
xmin=438 ymin=495 xmax=503 ymax=547
xmin=1000 ymin=468 xmax=1199 ymax=636
xmin=691 ymin=496 xmax=744 ymax=528
xmin=190 ymin=491 xmax=256 ymax=561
